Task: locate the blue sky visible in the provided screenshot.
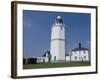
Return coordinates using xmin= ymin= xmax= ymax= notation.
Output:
xmin=23 ymin=10 xmax=90 ymax=58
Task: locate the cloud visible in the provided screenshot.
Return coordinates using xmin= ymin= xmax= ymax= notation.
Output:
xmin=23 ymin=21 xmax=32 ymax=28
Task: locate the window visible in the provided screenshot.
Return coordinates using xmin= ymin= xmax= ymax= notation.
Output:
xmin=84 ymin=50 xmax=85 ymax=53
xmin=54 ymin=56 xmax=56 ymax=60
xmin=61 ymin=26 xmax=63 ymax=30
xmin=75 ymin=56 xmax=77 ymax=60
xmin=79 ymin=51 xmax=81 ymax=54
xmin=84 ymin=56 xmax=86 ymax=59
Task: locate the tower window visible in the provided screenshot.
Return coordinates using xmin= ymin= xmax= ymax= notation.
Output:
xmin=54 ymin=56 xmax=56 ymax=61
xmin=61 ymin=26 xmax=63 ymax=30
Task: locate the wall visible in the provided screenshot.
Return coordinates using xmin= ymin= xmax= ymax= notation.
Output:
xmin=0 ymin=0 xmax=100 ymax=80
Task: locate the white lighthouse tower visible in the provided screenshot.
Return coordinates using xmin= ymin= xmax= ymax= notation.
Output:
xmin=50 ymin=16 xmax=65 ymax=62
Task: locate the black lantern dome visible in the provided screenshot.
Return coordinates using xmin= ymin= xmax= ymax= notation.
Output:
xmin=56 ymin=16 xmax=63 ymax=24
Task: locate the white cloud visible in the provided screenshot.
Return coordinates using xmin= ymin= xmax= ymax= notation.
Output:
xmin=23 ymin=21 xmax=32 ymax=28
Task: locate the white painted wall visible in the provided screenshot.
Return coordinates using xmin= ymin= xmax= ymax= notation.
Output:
xmin=58 ymin=40 xmax=65 ymax=60
xmin=51 ymin=40 xmax=59 ymax=60
xmin=50 ymin=19 xmax=65 ymax=61
xmin=66 ymin=56 xmax=70 ymax=61
xmin=71 ymin=50 xmax=89 ymax=61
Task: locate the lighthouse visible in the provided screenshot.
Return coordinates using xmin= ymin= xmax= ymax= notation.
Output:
xmin=50 ymin=16 xmax=66 ymax=62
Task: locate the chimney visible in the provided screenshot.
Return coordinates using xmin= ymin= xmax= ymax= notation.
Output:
xmin=79 ymin=43 xmax=81 ymax=48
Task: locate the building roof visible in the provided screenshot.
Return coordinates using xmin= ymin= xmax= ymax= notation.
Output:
xmin=72 ymin=43 xmax=89 ymax=51
xmin=72 ymin=47 xmax=88 ymax=51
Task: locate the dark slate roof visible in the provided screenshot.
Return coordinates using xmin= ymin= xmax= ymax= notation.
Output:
xmin=72 ymin=43 xmax=89 ymax=51
xmin=72 ymin=47 xmax=89 ymax=51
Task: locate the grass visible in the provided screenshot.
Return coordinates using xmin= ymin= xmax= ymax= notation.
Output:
xmin=23 ymin=61 xmax=91 ymax=69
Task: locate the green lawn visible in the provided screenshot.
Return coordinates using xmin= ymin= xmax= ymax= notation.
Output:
xmin=23 ymin=61 xmax=90 ymax=69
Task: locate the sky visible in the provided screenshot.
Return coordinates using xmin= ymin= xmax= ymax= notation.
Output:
xmin=23 ymin=10 xmax=90 ymax=58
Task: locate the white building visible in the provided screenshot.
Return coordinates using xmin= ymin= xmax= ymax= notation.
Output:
xmin=71 ymin=43 xmax=89 ymax=61
xmin=36 ymin=57 xmax=45 ymax=63
xmin=50 ymin=16 xmax=66 ymax=62
xmin=34 ymin=51 xmax=51 ymax=63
